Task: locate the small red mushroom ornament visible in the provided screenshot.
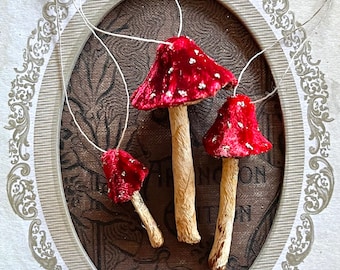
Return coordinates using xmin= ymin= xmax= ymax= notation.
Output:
xmin=203 ymin=94 xmax=272 ymax=269
xmin=101 ymin=149 xmax=164 ymax=248
xmin=131 ymin=36 xmax=237 ymax=244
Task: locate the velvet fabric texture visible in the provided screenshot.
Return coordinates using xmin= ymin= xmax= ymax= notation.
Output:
xmin=131 ymin=36 xmax=237 ymax=110
xmin=101 ymin=149 xmax=149 ymax=203
xmin=203 ymin=94 xmax=272 ymax=158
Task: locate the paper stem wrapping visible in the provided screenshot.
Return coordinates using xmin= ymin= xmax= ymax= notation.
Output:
xmin=131 ymin=191 xmax=164 ymax=248
xmin=208 ymin=157 xmax=239 ymax=269
xmin=102 ymin=149 xmax=164 ymax=248
xmin=168 ymin=105 xmax=201 ymax=244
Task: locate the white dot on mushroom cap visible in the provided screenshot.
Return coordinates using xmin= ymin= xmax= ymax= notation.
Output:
xmin=129 ymin=158 xmax=135 ymax=163
xmin=245 ymin=142 xmax=254 ymax=150
xmin=168 ymin=67 xmax=174 ymax=74
xmin=198 ymin=82 xmax=206 ymax=90
xmin=194 ymin=49 xmax=199 ymax=55
xmin=108 ymin=188 xmax=111 ymax=193
xmin=212 ymin=135 xmax=218 ymax=143
xmin=189 ymin=58 xmax=196 ymax=64
xmin=227 ymin=121 xmax=232 ymax=129
xmin=178 ymin=90 xmax=188 ymax=97
xmin=222 ymin=145 xmax=230 ymax=151
xmin=238 ymin=122 xmax=244 ymax=128
xmin=166 ymin=91 xmax=173 ymax=97
xmin=237 ymin=101 xmax=245 ymax=107
xmin=121 ymin=171 xmax=126 ymax=177
xmin=150 ymin=93 xmax=156 ymax=99
xmin=214 ymin=73 xmax=221 ymax=79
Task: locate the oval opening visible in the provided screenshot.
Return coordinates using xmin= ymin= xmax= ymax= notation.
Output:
xmin=60 ymin=0 xmax=284 ymax=268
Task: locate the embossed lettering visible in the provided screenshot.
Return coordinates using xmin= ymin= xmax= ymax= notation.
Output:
xmin=239 ymin=166 xmax=252 ymax=184
xmin=255 ymin=166 xmax=266 ymax=183
xmin=197 ymin=167 xmax=221 ymax=186
xmin=235 ymin=205 xmax=251 ymax=222
xmin=239 ymin=166 xmax=266 ymax=184
xmin=197 ymin=205 xmax=218 ymax=224
xmin=197 ymin=205 xmax=252 ymax=224
xmin=148 ymin=159 xmax=173 ymax=187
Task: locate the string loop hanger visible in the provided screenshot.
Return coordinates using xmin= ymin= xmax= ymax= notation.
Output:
xmin=233 ymin=0 xmax=332 ymax=104
xmin=74 ymin=0 xmax=183 ymax=45
xmin=57 ymin=2 xmax=129 ymax=152
xmin=57 ymin=0 xmax=184 ymax=153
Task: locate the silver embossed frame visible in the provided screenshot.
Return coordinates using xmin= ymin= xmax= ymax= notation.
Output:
xmin=6 ymin=0 xmax=333 ymax=269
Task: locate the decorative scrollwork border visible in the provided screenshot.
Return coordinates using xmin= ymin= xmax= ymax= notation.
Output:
xmin=5 ymin=0 xmax=333 ymax=269
xmin=5 ymin=0 xmax=72 ymax=268
xmin=262 ymin=0 xmax=334 ymax=268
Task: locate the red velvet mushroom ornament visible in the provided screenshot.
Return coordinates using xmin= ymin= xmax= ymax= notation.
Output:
xmin=101 ymin=149 xmax=164 ymax=248
xmin=203 ymin=94 xmax=272 ymax=269
xmin=131 ymin=36 xmax=237 ymax=244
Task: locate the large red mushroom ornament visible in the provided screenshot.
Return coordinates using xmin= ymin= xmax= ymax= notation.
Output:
xmin=101 ymin=149 xmax=164 ymax=248
xmin=131 ymin=36 xmax=237 ymax=244
xmin=203 ymin=94 xmax=272 ymax=269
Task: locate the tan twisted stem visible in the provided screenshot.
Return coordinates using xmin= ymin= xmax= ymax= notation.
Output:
xmin=131 ymin=191 xmax=164 ymax=248
xmin=209 ymin=157 xmax=239 ymax=269
xmin=168 ymin=105 xmax=201 ymax=244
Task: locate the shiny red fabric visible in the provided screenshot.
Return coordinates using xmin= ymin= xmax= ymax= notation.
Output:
xmin=101 ymin=149 xmax=149 ymax=203
xmin=131 ymin=36 xmax=237 ymax=110
xmin=203 ymin=94 xmax=272 ymax=158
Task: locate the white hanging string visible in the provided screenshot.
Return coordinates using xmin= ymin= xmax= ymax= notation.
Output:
xmin=57 ymin=0 xmax=184 ymax=153
xmin=75 ymin=0 xmax=184 ymax=44
xmin=73 ymin=1 xmax=132 ymax=150
xmin=56 ymin=4 xmax=106 ymax=153
xmin=234 ymin=0 xmax=331 ymax=101
xmin=175 ymin=0 xmax=183 ymax=37
xmin=57 ymin=3 xmax=131 ymax=151
xmin=252 ymin=36 xmax=310 ymax=104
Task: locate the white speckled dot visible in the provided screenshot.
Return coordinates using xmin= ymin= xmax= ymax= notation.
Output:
xmin=245 ymin=142 xmax=253 ymax=150
xmin=198 ymin=82 xmax=206 ymax=90
xmin=222 ymin=145 xmax=230 ymax=151
xmin=212 ymin=135 xmax=218 ymax=143
xmin=178 ymin=90 xmax=188 ymax=97
xmin=189 ymin=58 xmax=196 ymax=64
xmin=237 ymin=101 xmax=245 ymax=107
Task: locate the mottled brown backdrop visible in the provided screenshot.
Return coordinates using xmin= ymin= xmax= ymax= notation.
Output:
xmin=60 ymin=0 xmax=284 ymax=269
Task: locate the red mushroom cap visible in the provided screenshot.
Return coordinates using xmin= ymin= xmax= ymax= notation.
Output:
xmin=203 ymin=94 xmax=272 ymax=158
xmin=101 ymin=149 xmax=149 ymax=203
xmin=131 ymin=36 xmax=237 ymax=110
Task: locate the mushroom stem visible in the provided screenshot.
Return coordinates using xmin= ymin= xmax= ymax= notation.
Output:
xmin=168 ymin=105 xmax=201 ymax=244
xmin=131 ymin=191 xmax=164 ymax=248
xmin=208 ymin=157 xmax=239 ymax=269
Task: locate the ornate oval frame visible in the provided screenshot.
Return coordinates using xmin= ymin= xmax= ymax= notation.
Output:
xmin=6 ymin=0 xmax=333 ymax=269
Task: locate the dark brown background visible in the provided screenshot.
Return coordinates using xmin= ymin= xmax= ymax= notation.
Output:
xmin=60 ymin=0 xmax=284 ymax=269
